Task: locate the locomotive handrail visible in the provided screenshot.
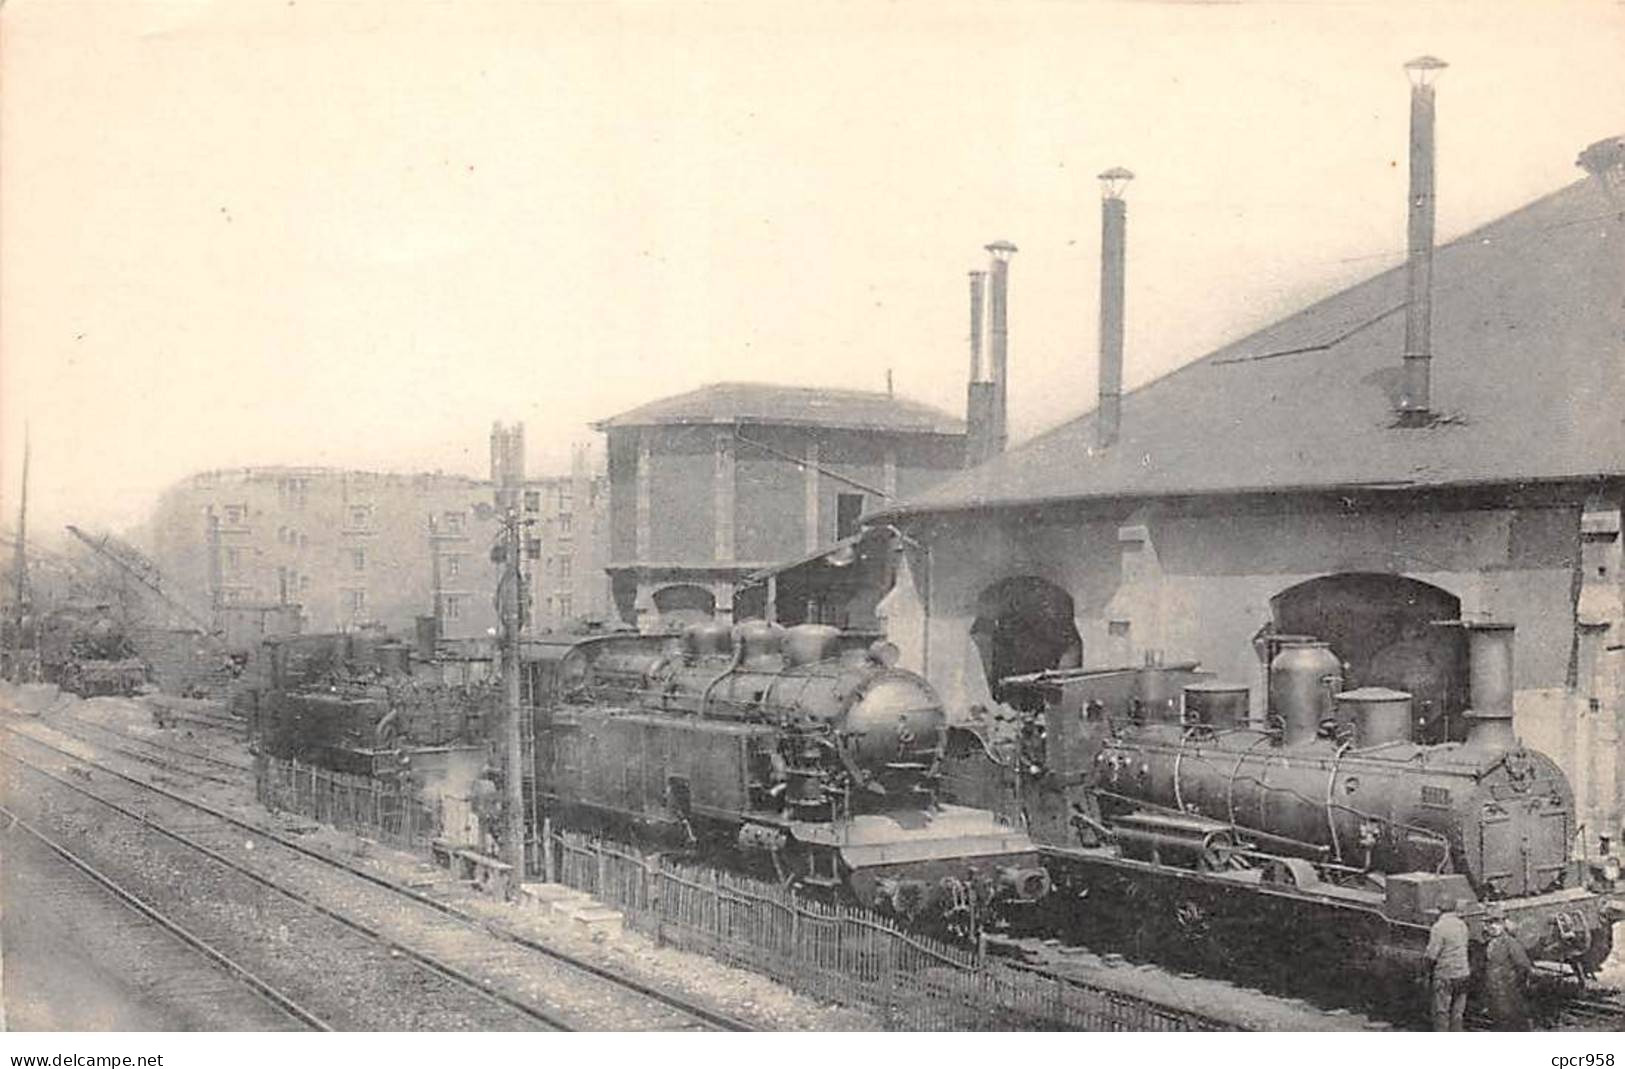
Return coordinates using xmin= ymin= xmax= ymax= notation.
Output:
xmin=1134 ymin=741 xmax=1457 ymax=870
xmin=1326 ymin=741 xmax=1351 ymax=864
xmin=1225 ymin=735 xmax=1275 ymax=841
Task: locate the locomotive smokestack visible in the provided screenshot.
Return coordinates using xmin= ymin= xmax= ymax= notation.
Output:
xmin=965 ymin=270 xmax=996 ymax=466
xmin=1096 ymin=167 xmax=1133 ymax=449
xmin=1462 ymin=621 xmax=1517 ymax=755
xmin=1397 ymin=56 xmax=1447 ymax=426
xmin=985 ymin=240 xmax=1017 ymax=456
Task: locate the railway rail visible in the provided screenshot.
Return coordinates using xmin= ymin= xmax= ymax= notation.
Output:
xmin=0 ymin=718 xmax=755 ymax=1031
xmin=1002 ymin=925 xmax=1625 ymax=1032
xmin=44 ymin=704 xmax=254 ymax=780
xmin=0 ymin=801 xmax=329 ymax=1031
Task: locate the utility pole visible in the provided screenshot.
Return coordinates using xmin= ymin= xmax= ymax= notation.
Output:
xmin=499 ymin=506 xmax=527 ymax=899
xmin=9 ymin=429 xmax=30 ymax=681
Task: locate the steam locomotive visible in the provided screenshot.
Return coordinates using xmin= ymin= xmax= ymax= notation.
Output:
xmin=528 ymin=620 xmax=1050 ymax=930
xmin=946 ymin=620 xmax=1621 ymax=1001
xmin=37 ymin=606 xmax=151 ymax=698
xmin=253 ymin=630 xmax=494 ymax=775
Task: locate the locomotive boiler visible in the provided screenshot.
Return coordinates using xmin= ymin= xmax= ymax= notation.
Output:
xmin=950 ymin=620 xmax=1619 ymax=1001
xmin=529 ymin=620 xmax=1049 ymax=930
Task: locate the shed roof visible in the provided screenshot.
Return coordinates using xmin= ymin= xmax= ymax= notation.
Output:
xmin=596 ymin=382 xmax=966 ymax=436
xmin=877 ymin=178 xmax=1625 ymax=520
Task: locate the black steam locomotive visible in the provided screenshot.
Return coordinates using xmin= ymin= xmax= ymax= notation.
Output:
xmin=253 ymin=630 xmax=494 ymax=775
xmin=946 ymin=620 xmax=1620 ymax=999
xmin=37 ymin=606 xmax=150 ymax=698
xmin=528 ymin=620 xmax=1050 ymax=930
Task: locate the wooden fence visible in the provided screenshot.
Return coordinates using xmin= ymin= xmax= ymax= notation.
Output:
xmin=551 ymin=830 xmax=1230 ymax=1031
xmin=257 ymin=755 xmax=445 ymax=851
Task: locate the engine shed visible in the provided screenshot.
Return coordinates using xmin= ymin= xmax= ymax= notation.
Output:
xmin=868 ymin=145 xmax=1625 ymax=846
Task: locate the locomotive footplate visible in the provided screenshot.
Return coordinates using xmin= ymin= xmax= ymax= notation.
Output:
xmin=1043 ymin=844 xmax=1615 ymax=974
xmin=780 ymin=804 xmax=1050 ymax=920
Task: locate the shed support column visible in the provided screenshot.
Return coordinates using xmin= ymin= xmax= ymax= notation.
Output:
xmin=766 ymin=575 xmax=778 ymax=626
xmin=883 ymin=445 xmax=898 ymax=499
xmin=635 ymin=429 xmax=653 ymax=563
xmin=633 ymin=578 xmax=658 ymax=635
xmin=1578 ymin=502 xmax=1623 ymax=840
xmin=804 ymin=440 xmax=821 ymax=554
xmin=714 ymin=429 xmax=735 ymax=563
xmin=713 ymin=580 xmax=735 ymax=625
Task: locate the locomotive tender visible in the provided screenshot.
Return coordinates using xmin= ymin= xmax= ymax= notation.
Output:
xmin=950 ymin=620 xmax=1620 ymax=987
xmin=529 ymin=620 xmax=1050 ymax=929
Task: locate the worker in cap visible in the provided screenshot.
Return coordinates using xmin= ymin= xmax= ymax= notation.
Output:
xmin=1483 ymin=907 xmax=1536 ymax=1030
xmin=1424 ymin=898 xmax=1474 ymax=1030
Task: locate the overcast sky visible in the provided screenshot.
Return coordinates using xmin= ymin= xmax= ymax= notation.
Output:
xmin=2 ymin=0 xmax=1622 ymax=542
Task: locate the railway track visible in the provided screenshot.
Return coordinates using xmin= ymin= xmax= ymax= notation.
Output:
xmin=0 ymin=802 xmax=329 ymax=1031
xmin=43 ymin=704 xmax=254 ymax=782
xmin=0 ymin=718 xmax=755 ymax=1031
xmin=1003 ymin=916 xmax=1625 ymax=1032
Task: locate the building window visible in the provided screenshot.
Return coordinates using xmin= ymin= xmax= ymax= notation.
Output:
xmin=225 ymin=546 xmax=243 ymax=572
xmin=443 ymin=594 xmax=463 ymax=620
xmin=444 ymin=553 xmax=462 ymax=579
xmin=443 ymin=510 xmax=466 ymax=535
xmin=300 ymin=574 xmax=311 ymax=592
xmin=558 ymin=513 xmax=573 ymax=536
xmin=558 ymin=556 xmax=572 ymax=579
xmin=836 ymin=493 xmax=865 ymax=540
xmin=351 ymin=548 xmax=366 ymax=573
xmin=222 ymin=504 xmax=246 ymax=527
xmin=523 ymin=490 xmax=540 ymax=512
xmin=558 ymin=595 xmax=572 ymax=619
xmin=525 ymin=537 xmax=542 ymax=561
xmin=348 ymin=589 xmax=366 ymax=614
xmin=278 ymin=477 xmax=309 ymax=510
xmin=348 ymin=504 xmax=372 ymax=529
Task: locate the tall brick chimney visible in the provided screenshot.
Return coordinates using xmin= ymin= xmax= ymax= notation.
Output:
xmin=985 ymin=240 xmax=1018 ymax=456
xmin=490 ymin=421 xmax=525 ymax=509
xmin=1398 ymin=56 xmax=1447 ymax=426
xmin=964 ymin=270 xmax=997 ymax=466
xmin=1096 ymin=167 xmax=1133 ymax=449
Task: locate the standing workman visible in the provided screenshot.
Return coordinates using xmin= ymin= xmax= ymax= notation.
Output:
xmin=1424 ymin=898 xmax=1473 ymax=1030
xmin=1483 ymin=908 xmax=1536 ymax=1030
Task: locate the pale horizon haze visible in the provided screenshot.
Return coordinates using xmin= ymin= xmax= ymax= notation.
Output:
xmin=2 ymin=0 xmax=1622 ymax=545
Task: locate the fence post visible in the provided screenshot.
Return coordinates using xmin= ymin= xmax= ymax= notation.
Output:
xmin=542 ymin=816 xmax=554 ymax=882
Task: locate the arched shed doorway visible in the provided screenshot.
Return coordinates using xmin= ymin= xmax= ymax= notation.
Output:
xmin=1270 ymin=573 xmax=1467 ymax=742
xmin=970 ymin=576 xmax=1083 ymax=706
xmin=652 ymin=584 xmax=717 ymax=629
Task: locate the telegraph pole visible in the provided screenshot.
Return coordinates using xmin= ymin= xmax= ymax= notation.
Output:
xmin=9 ymin=429 xmax=30 ymax=681
xmin=499 ymin=507 xmax=527 ymax=899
